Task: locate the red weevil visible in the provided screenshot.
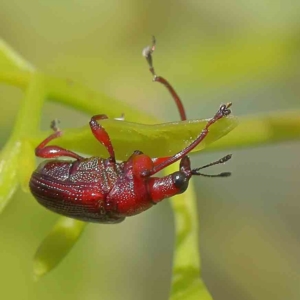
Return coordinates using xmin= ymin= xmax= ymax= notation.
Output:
xmin=29 ymin=38 xmax=233 ymax=224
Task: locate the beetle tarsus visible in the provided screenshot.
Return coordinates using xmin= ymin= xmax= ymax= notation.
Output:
xmin=206 ymin=102 xmax=232 ymax=128
xmin=142 ymin=36 xmax=156 ymax=77
xmin=50 ymin=119 xmax=61 ymax=132
xmin=219 ymin=102 xmax=232 ymax=116
xmin=143 ymin=37 xmax=187 ymax=121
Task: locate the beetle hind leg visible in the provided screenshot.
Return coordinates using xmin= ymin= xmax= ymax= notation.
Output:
xmin=35 ymin=122 xmax=83 ymax=160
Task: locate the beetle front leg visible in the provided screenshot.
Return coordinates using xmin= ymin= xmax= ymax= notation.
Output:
xmin=35 ymin=122 xmax=83 ymax=160
xmin=89 ymin=114 xmax=116 ymax=163
xmin=147 ymin=103 xmax=232 ymax=175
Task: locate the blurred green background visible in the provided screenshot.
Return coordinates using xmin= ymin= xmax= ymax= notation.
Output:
xmin=1 ymin=1 xmax=300 ymax=299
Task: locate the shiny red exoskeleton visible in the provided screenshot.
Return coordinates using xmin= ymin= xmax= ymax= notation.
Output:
xmin=29 ymin=38 xmax=233 ymax=224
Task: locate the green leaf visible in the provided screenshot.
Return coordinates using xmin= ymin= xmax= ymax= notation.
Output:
xmin=30 ymin=115 xmax=238 ymax=160
xmin=33 ymin=217 xmax=86 ymax=279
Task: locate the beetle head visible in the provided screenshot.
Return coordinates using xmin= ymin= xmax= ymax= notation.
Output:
xmin=171 ymin=154 xmax=232 ymax=194
xmin=147 ymin=154 xmax=232 ymax=203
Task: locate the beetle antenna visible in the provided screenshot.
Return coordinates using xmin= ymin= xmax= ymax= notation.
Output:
xmin=191 ymin=154 xmax=232 ymax=176
xmin=142 ymin=36 xmax=187 ymax=121
xmin=194 ymin=172 xmax=231 ymax=178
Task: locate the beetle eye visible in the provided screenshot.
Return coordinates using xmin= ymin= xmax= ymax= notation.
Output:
xmin=172 ymin=172 xmax=189 ymax=194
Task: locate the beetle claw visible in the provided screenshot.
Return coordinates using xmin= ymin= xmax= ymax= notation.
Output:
xmin=143 ymin=36 xmax=157 ymax=77
xmin=219 ymin=102 xmax=232 ymax=116
xmin=50 ymin=119 xmax=60 ymax=132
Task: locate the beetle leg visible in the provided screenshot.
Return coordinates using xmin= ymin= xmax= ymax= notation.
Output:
xmin=151 ymin=156 xmax=170 ymax=167
xmin=145 ymin=103 xmax=232 ymax=176
xmin=89 ymin=114 xmax=116 ymax=163
xmin=143 ymin=36 xmax=187 ymax=121
xmin=35 ymin=130 xmax=84 ymax=160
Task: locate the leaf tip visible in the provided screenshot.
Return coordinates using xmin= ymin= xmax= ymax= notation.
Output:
xmin=33 ymin=258 xmax=48 ymax=280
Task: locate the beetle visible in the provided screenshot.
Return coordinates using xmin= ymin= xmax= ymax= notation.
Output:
xmin=29 ymin=38 xmax=233 ymax=224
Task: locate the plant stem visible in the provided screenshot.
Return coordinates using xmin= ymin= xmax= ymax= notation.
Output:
xmin=168 ymin=165 xmax=212 ymax=300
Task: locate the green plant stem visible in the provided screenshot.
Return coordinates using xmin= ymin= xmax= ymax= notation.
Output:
xmin=3 ymin=70 xmax=300 ymax=153
xmin=14 ymin=74 xmax=46 ymax=136
xmin=0 ymin=39 xmax=34 ymax=72
xmin=0 ymin=75 xmax=46 ymax=211
xmin=0 ymin=70 xmax=157 ymax=124
xmin=0 ymin=70 xmax=31 ymax=89
xmin=207 ymin=111 xmax=300 ymax=151
xmin=0 ymin=138 xmax=20 ymax=212
xmin=168 ymin=164 xmax=212 ymax=300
